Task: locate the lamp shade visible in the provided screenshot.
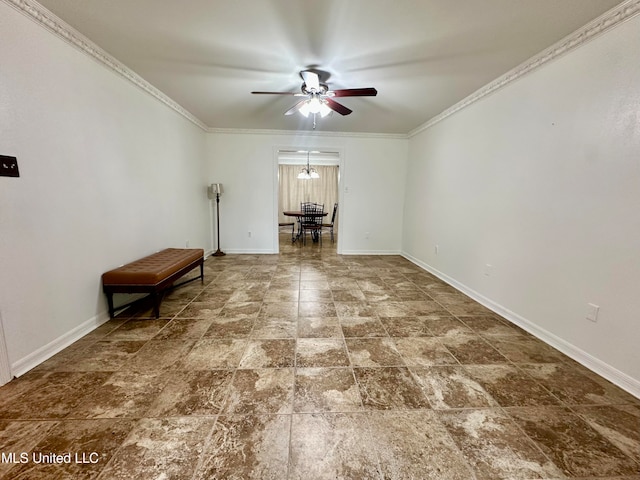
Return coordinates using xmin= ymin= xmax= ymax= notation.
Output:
xmin=208 ymin=183 xmax=223 ymax=199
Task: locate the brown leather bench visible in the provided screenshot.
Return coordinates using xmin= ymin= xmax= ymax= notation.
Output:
xmin=102 ymin=248 xmax=204 ymax=318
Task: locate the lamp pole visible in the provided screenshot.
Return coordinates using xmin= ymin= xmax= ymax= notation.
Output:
xmin=210 ymin=184 xmax=225 ymax=256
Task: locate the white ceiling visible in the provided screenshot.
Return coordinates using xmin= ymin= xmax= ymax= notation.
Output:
xmin=36 ymin=0 xmax=623 ymax=135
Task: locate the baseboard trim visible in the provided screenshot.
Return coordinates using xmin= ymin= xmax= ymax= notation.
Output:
xmin=220 ymin=249 xmax=278 ymax=255
xmin=402 ymin=252 xmax=640 ymax=399
xmin=340 ymin=250 xmax=402 ymax=255
xmin=11 ymin=311 xmax=111 ymax=377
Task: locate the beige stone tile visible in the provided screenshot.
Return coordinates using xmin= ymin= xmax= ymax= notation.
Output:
xmin=340 ymin=317 xmax=388 ymax=337
xmin=219 ymin=301 xmax=262 ymax=318
xmin=194 ymin=414 xmax=290 ymax=480
xmin=263 ymin=289 xmax=299 ymax=302
xmin=224 ymin=368 xmax=294 ymax=415
xmin=354 ymin=367 xmax=430 ymax=410
xmin=394 ymin=337 xmax=458 ymax=366
xmin=105 ymin=319 xmax=169 ymax=341
xmin=520 ymin=363 xmax=638 ymax=405
xmin=73 ymin=371 xmax=169 ymax=418
xmin=258 ymin=302 xmax=298 ymax=318
xmin=334 ymin=302 xmax=377 ymax=318
xmin=507 ymin=406 xmax=639 ymax=477
xmin=180 ymin=338 xmax=247 ymax=369
xmin=123 ymin=339 xmax=196 ymax=372
xmin=153 ymin=318 xmax=212 ymax=340
xmin=464 ymin=364 xmax=561 ymax=407
xmin=298 ymin=301 xmax=337 ymax=317
xmin=146 ymin=370 xmax=233 ymax=416
xmin=423 ymin=315 xmax=473 ymax=336
xmin=439 ymin=335 xmax=509 ymax=364
xmin=345 ymin=338 xmax=404 ymax=367
xmin=456 ymin=314 xmax=524 ymax=336
xmin=289 ymin=413 xmax=381 ymax=479
xmin=490 ymin=336 xmax=568 ymax=363
xmin=296 ymin=338 xmax=350 ymax=368
xmin=411 ymin=366 xmax=498 ymax=410
xmin=175 ymin=300 xmax=225 ymax=318
xmin=331 ymin=289 xmax=366 ymax=302
xmin=0 ymin=420 xmax=57 ymax=478
xmin=379 ymin=316 xmax=432 ymax=337
xmin=0 ymin=372 xmax=111 ymax=419
xmin=96 ymin=417 xmax=214 ymax=479
xmin=8 ymin=419 xmax=134 ymax=480
xmin=203 ymin=316 xmax=255 ymax=338
xmin=369 ymin=410 xmax=475 ymax=479
xmin=294 ymin=368 xmax=362 ymax=412
xmin=573 ymin=405 xmax=640 ymax=463
xmin=297 ymin=317 xmax=342 ymax=338
xmin=299 ymin=289 xmax=333 ymax=302
xmin=239 ymin=339 xmax=295 ymax=368
xmin=439 ymin=408 xmax=565 ymax=479
xmin=251 ymin=318 xmax=297 ymax=338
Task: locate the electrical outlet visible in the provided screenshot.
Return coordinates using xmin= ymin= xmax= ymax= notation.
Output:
xmin=186 ymin=240 xmax=189 ymax=248
xmin=586 ymin=303 xmax=599 ymax=322
xmin=435 ymin=245 xmax=439 ymax=255
xmin=365 ymin=232 xmax=370 ymax=239
xmin=484 ymin=264 xmax=494 ymax=277
xmin=248 ymin=231 xmax=252 ymax=238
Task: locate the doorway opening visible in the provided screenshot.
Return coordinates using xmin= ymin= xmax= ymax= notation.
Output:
xmin=276 ymin=149 xmax=341 ymax=252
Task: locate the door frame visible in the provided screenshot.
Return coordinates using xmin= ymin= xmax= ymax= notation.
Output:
xmin=272 ymin=145 xmax=345 ymax=253
xmin=0 ymin=310 xmax=13 ymax=385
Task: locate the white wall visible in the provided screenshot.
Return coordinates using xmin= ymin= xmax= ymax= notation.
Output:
xmin=403 ymin=15 xmax=640 ymax=395
xmin=0 ymin=3 xmax=209 ymax=374
xmin=207 ymin=131 xmax=407 ymax=254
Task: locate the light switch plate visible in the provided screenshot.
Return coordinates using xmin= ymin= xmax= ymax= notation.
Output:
xmin=0 ymin=155 xmax=19 ymax=177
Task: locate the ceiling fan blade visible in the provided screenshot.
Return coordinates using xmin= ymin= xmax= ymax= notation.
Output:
xmin=284 ymin=100 xmax=309 ymax=116
xmin=301 ymin=71 xmax=320 ymax=91
xmin=330 ymin=87 xmax=378 ymax=97
xmin=325 ymin=98 xmax=352 ymax=116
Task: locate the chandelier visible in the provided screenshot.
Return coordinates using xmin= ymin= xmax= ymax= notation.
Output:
xmin=297 ymin=151 xmax=320 ymax=179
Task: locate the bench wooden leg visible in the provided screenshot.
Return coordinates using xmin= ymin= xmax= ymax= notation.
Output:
xmin=152 ymin=291 xmax=160 ymax=318
xmin=106 ymin=293 xmax=115 ymax=319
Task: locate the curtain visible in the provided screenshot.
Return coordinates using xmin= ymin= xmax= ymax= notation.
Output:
xmin=278 ymin=164 xmax=339 ymax=225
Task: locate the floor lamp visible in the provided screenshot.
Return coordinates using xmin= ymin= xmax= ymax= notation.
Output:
xmin=208 ymin=183 xmax=226 ymax=256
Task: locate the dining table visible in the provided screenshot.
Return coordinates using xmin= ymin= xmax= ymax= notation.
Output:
xmin=283 ymin=210 xmax=328 ymax=243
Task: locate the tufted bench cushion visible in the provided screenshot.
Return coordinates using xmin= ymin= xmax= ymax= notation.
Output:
xmin=102 ymin=248 xmax=204 ymax=318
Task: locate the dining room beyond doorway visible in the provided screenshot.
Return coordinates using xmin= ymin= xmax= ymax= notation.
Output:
xmin=278 ymin=150 xmax=339 ymax=248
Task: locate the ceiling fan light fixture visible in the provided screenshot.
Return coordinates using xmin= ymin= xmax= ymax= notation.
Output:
xmin=307 ymin=97 xmax=322 ymax=114
xmin=251 ymin=69 xmax=377 ymax=123
xmin=319 ymin=101 xmax=332 ymax=118
xmin=298 ymin=101 xmax=311 ymax=117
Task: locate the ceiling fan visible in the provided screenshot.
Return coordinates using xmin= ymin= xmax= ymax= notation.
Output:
xmin=251 ymin=70 xmax=377 ymax=120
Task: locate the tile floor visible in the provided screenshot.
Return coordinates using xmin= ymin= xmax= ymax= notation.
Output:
xmin=0 ymin=232 xmax=638 ymax=479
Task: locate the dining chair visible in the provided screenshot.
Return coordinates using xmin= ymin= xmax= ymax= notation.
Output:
xmin=278 ymin=221 xmax=295 ymax=242
xmin=322 ymin=203 xmax=338 ymax=243
xmin=301 ymin=202 xmax=324 ymax=245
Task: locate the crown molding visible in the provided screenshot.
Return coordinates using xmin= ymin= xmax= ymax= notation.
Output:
xmin=408 ymin=0 xmax=640 ymax=138
xmin=4 ymin=0 xmax=208 ymax=131
xmin=207 ymin=127 xmax=408 ymax=140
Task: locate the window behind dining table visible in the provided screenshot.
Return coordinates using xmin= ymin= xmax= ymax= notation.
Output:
xmin=278 ymin=164 xmax=339 ymax=226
